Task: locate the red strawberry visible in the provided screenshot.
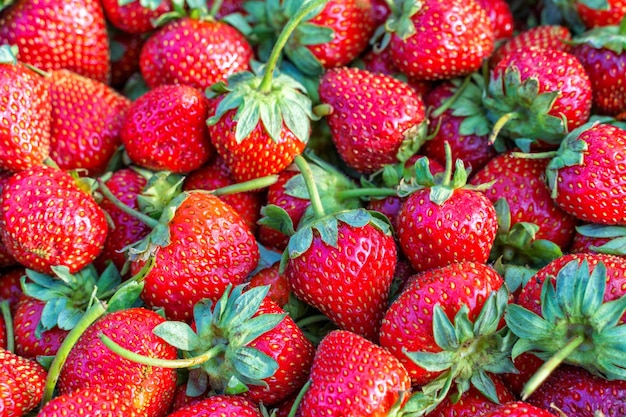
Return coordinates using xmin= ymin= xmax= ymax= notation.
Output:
xmin=48 ymin=69 xmax=130 ymax=176
xmin=57 ymin=307 xmax=178 ymax=417
xmin=0 ymin=346 xmax=47 ymax=417
xmin=38 ymin=386 xmax=139 ymax=417
xmin=248 ymin=263 xmax=291 ymax=308
xmin=13 ymin=295 xmax=68 ymax=358
xmin=383 ymin=0 xmax=495 ymax=80
xmin=318 ymin=66 xmax=426 ymax=174
xmin=166 ymin=395 xmax=262 ymax=417
xmin=569 ymin=22 xmax=626 ymax=116
xmin=476 ymin=0 xmax=514 ymax=40
xmin=298 ymin=330 xmax=411 ymax=417
xmin=0 ymin=165 xmax=108 ymax=274
xmin=0 ymin=47 xmax=51 ymax=173
xmin=490 ymin=25 xmax=572 ymax=67
xmin=0 ymin=0 xmax=110 ymax=83
xmin=140 ymin=17 xmax=253 ymax=91
xmin=121 ymin=84 xmax=214 ymax=173
xmin=101 ymin=0 xmax=173 ymax=34
xmin=568 ymin=223 xmax=626 ymax=256
xmin=481 ymin=401 xmax=554 ymax=417
xmin=577 ymin=0 xmax=626 ymax=28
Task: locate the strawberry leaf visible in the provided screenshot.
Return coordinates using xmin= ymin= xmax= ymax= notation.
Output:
xmin=106 ymin=280 xmax=144 ymax=312
xmin=153 ymin=321 xmax=201 ymax=351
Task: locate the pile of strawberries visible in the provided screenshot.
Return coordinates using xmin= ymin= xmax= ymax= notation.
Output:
xmin=1 ymin=0 xmax=626 ymax=415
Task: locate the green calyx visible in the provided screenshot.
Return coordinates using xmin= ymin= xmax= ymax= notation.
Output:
xmin=118 ymin=0 xmax=164 ymax=10
xmin=0 ymin=1 xmax=15 ymax=14
xmin=483 ymin=65 xmax=567 ymax=150
xmin=0 ymin=44 xmax=18 ymax=64
xmin=401 ymin=287 xmax=517 ymax=414
xmin=576 ymin=224 xmax=626 ymax=256
xmin=506 ymin=259 xmax=626 ymax=392
xmin=371 ymin=0 xmax=424 ymax=51
xmin=569 ymin=17 xmax=626 ymax=54
xmin=132 ymin=168 xmax=185 ymax=221
xmin=152 ymin=0 xmax=220 ymax=26
xmin=101 ymin=284 xmax=285 ymax=396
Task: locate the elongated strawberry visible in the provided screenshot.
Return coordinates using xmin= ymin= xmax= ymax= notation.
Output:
xmin=298 ymin=330 xmax=411 ymax=417
xmin=0 ymin=165 xmax=108 ymax=274
xmin=167 ymin=395 xmax=262 ymax=417
xmin=0 ymin=0 xmax=110 ymax=83
xmin=0 ymin=45 xmax=51 ymax=173
xmin=0 ymin=346 xmax=47 ymax=417
xmin=38 ymin=386 xmax=139 ymax=417
xmin=57 ymin=307 xmax=178 ymax=417
xmin=101 ymin=0 xmax=173 ymax=34
xmin=318 ymin=66 xmax=427 ymax=174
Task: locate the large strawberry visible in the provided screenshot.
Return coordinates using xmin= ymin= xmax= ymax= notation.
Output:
xmin=317 ymin=66 xmax=427 ymax=174
xmin=121 ymin=84 xmax=214 ymax=173
xmin=0 ymin=346 xmax=47 ymax=417
xmin=0 ymin=165 xmax=108 ymax=274
xmin=0 ymin=0 xmax=110 ymax=83
xmin=379 ymin=0 xmax=495 ymax=80
xmin=57 ymin=307 xmax=178 ymax=417
xmin=0 ymin=45 xmax=51 ymax=173
xmin=38 ymin=386 xmax=139 ymax=417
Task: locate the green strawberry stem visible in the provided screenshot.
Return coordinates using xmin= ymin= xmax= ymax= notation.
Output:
xmin=96 ymin=257 xmax=155 ymax=300
xmin=0 ymin=300 xmax=14 ymax=353
xmin=97 ymin=179 xmax=160 ymax=228
xmin=510 ymin=151 xmax=557 ymax=159
xmin=488 ymin=112 xmax=522 ymax=145
xmin=620 ymin=16 xmax=626 ymax=36
xmin=41 ymin=300 xmax=107 ymax=405
xmin=521 ymin=334 xmax=585 ymax=400
xmin=210 ymin=174 xmax=279 ymax=196
xmin=441 ymin=142 xmax=454 ymax=187
xmin=431 ymin=75 xmax=472 ymax=119
xmin=295 ymin=314 xmax=330 ymax=328
xmin=294 ymin=154 xmax=326 ymax=218
xmin=257 ymin=0 xmax=330 ymax=94
xmin=208 ymin=0 xmax=224 ymax=17
xmin=100 ymin=334 xmax=225 ymax=368
xmin=287 ymin=380 xmax=312 ymax=417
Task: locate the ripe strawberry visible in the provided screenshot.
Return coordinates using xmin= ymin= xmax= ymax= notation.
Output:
xmin=13 ymin=295 xmax=68 ymax=358
xmin=577 ymin=0 xmax=626 ymax=28
xmin=166 ymin=395 xmax=262 ymax=417
xmin=0 ymin=165 xmax=108 ymax=274
xmin=57 ymin=307 xmax=178 ymax=417
xmin=140 ymin=16 xmax=253 ymax=91
xmin=0 ymin=346 xmax=47 ymax=417
xmin=490 ymin=25 xmax=572 ymax=67
xmin=541 ymin=122 xmax=626 ymax=225
xmin=121 ymin=84 xmax=214 ymax=173
xmin=484 ymin=46 xmax=592 ymax=149
xmin=476 ymin=0 xmax=514 ymax=40
xmin=318 ymin=66 xmax=426 ymax=174
xmin=0 ymin=47 xmax=51 ymax=173
xmin=568 ymin=223 xmax=626 ymax=256
xmin=569 ymin=22 xmax=626 ymax=116
xmin=248 ymin=263 xmax=290 ymax=308
xmin=481 ymin=401 xmax=554 ymax=417
xmin=298 ymin=330 xmax=411 ymax=417
xmin=395 ymin=153 xmax=498 ymax=272
xmin=526 ymin=365 xmax=626 ymax=416
xmin=38 ymin=386 xmax=139 ymax=417
xmin=0 ymin=0 xmax=110 ymax=83
xmin=382 ymin=0 xmax=495 ymax=80
xmin=101 ymin=0 xmax=173 ymax=34
xmin=48 ymin=69 xmax=130 ymax=176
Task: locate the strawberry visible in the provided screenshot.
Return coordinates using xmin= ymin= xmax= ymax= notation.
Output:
xmin=380 ymin=0 xmax=495 ymax=80
xmin=140 ymin=14 xmax=253 ymax=91
xmin=298 ymin=330 xmax=411 ymax=416
xmin=489 ymin=25 xmax=572 ymax=67
xmin=0 ymin=165 xmax=108 ymax=274
xmin=484 ymin=46 xmax=593 ymax=149
xmin=480 ymin=401 xmax=554 ymax=417
xmin=166 ymin=395 xmax=262 ymax=417
xmin=577 ymin=0 xmax=626 ymax=28
xmin=48 ymin=69 xmax=130 ymax=176
xmin=395 ymin=151 xmax=498 ymax=272
xmin=526 ymin=365 xmax=626 ymax=416
xmin=38 ymin=386 xmax=139 ymax=417
xmin=57 ymin=307 xmax=178 ymax=417
xmin=101 ymin=0 xmax=173 ymax=34
xmin=569 ymin=223 xmax=626 ymax=256
xmin=109 ymin=30 xmax=145 ymax=89
xmin=248 ymin=263 xmax=291 ymax=308
xmin=0 ymin=0 xmax=110 ymax=83
xmin=0 ymin=266 xmax=24 ymax=312
xmin=0 ymin=346 xmax=47 ymax=417
xmin=13 ymin=295 xmax=68 ymax=358
xmin=569 ymin=20 xmax=626 ymax=116
xmin=318 ymin=66 xmax=427 ymax=174
xmin=475 ymin=0 xmax=514 ymax=40
xmin=248 ymin=0 xmax=376 ymax=76
xmin=0 ymin=46 xmax=51 ymax=173
xmin=121 ymin=84 xmax=214 ymax=173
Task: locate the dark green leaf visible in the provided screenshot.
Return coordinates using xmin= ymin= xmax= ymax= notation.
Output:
xmin=227 ymin=286 xmax=270 ymax=329
xmin=404 ymin=349 xmax=455 ymax=372
xmin=258 ymin=204 xmax=297 ymax=237
xmin=312 ymin=216 xmax=339 ymax=248
xmin=470 ymin=371 xmax=499 ymax=403
xmin=294 ymin=23 xmax=334 ymax=45
xmin=106 ymin=281 xmax=145 ymax=313
xmin=236 ymin=313 xmax=286 ymax=346
xmin=235 ymin=99 xmax=261 ymax=143
xmin=432 ymin=305 xmax=459 ymax=351
xmin=153 ymin=321 xmax=201 ymax=351
xmin=505 ymin=304 xmax=554 ymax=340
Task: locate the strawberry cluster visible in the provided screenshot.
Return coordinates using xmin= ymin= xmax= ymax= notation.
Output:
xmin=1 ymin=0 xmax=626 ymax=416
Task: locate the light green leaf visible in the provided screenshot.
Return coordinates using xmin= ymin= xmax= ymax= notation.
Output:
xmin=153 ymin=321 xmax=202 ymax=351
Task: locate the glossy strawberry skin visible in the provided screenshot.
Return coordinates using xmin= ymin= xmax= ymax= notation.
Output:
xmin=166 ymin=395 xmax=262 ymax=417
xmin=475 ymin=0 xmax=514 ymax=40
xmin=57 ymin=308 xmax=177 ymax=417
xmin=379 ymin=262 xmax=505 ymax=385
xmin=576 ymin=0 xmax=626 ymax=28
xmin=101 ymin=0 xmax=173 ymax=34
xmin=121 ymin=84 xmax=214 ymax=173
xmin=389 ymin=0 xmax=494 ymax=80
xmin=140 ymin=18 xmax=253 ymax=91
xmin=299 ymin=330 xmax=411 ymax=417
xmin=0 ymin=63 xmax=51 ymax=173
xmin=13 ymin=295 xmax=68 ymax=359
xmin=0 ymin=0 xmax=110 ymax=83
xmin=38 ymin=386 xmax=139 ymax=417
xmin=396 ymin=189 xmax=498 ymax=272
xmin=0 ymin=346 xmax=47 ymax=417
xmin=49 ymin=69 xmax=130 ymax=176
xmin=481 ymin=401 xmax=554 ymax=417
xmin=318 ymin=67 xmax=426 ymax=174
xmin=0 ymin=166 xmax=108 ymax=274
xmin=470 ymin=152 xmax=577 ymax=250
xmin=285 ymin=222 xmax=397 ymax=341
xmin=490 ymin=25 xmax=571 ymax=67
xmin=248 ymin=264 xmax=291 ymax=308
xmin=132 ymin=192 xmax=260 ymax=322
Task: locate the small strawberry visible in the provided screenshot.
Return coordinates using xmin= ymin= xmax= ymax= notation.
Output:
xmin=317 ymin=66 xmax=427 ymax=174
xmin=166 ymin=395 xmax=262 ymax=417
xmin=38 ymin=386 xmax=139 ymax=417
xmin=481 ymin=401 xmax=554 ymax=417
xmin=379 ymin=0 xmax=495 ymax=80
xmin=298 ymin=330 xmax=411 ymax=417
xmin=57 ymin=307 xmax=178 ymax=417
xmin=0 ymin=0 xmax=110 ymax=83
xmin=0 ymin=165 xmax=108 ymax=274
xmin=248 ymin=263 xmax=291 ymax=308
xmin=101 ymin=0 xmax=173 ymax=34
xmin=577 ymin=0 xmax=626 ymax=28
xmin=490 ymin=25 xmax=572 ymax=67
xmin=0 ymin=346 xmax=47 ymax=417
xmin=0 ymin=45 xmax=51 ymax=173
